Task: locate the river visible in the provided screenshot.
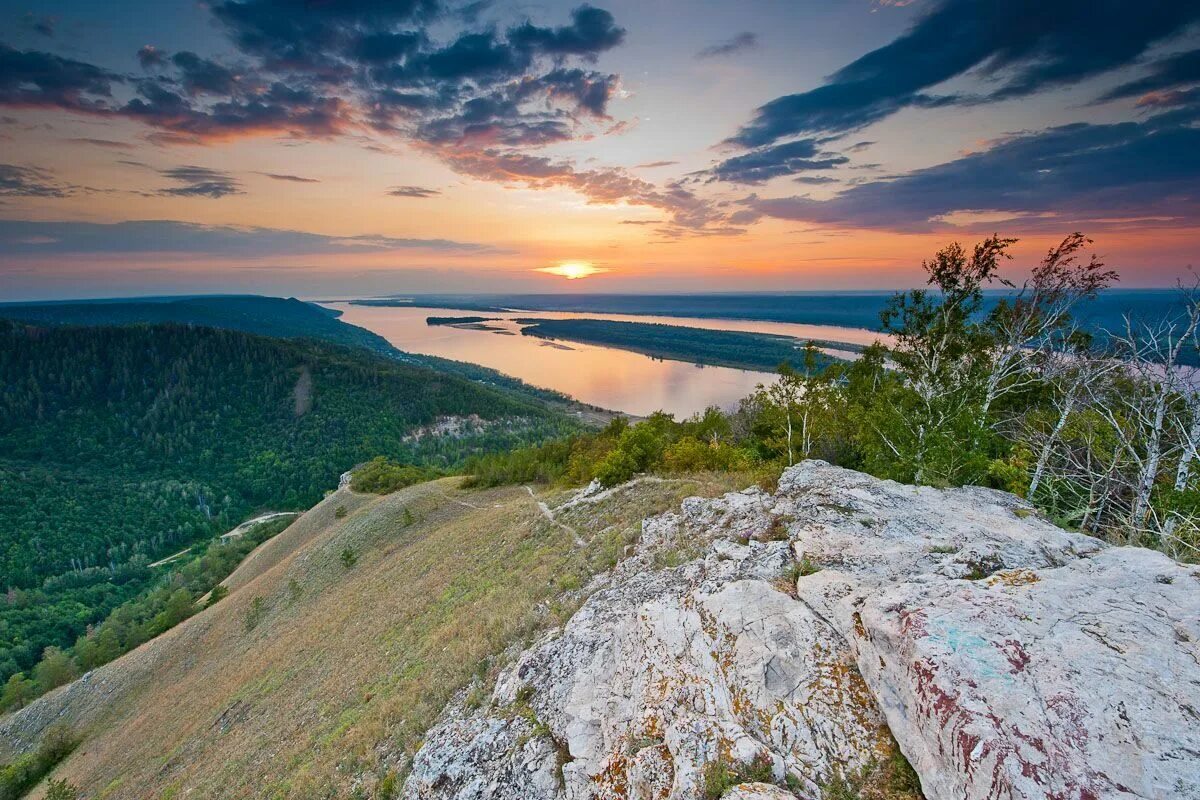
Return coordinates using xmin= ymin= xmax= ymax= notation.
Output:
xmin=327 ymin=303 xmax=886 ymax=418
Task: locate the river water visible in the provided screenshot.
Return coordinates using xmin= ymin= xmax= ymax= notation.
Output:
xmin=328 ymin=303 xmax=885 ymax=418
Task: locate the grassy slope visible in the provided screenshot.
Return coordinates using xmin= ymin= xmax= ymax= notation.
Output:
xmin=0 ymin=473 xmax=749 ymax=799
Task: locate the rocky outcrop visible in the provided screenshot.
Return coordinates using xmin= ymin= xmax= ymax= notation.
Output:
xmin=403 ymin=462 xmax=1200 ymax=800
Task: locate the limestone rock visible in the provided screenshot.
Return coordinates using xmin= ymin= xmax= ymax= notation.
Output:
xmin=403 ymin=462 xmax=1200 ymax=800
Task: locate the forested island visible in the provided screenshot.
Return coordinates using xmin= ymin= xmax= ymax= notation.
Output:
xmin=515 ymin=317 xmax=848 ymax=372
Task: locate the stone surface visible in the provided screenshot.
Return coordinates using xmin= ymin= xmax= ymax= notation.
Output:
xmin=403 ymin=461 xmax=1200 ymax=800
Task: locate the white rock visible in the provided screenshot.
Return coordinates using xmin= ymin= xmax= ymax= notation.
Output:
xmin=403 ymin=461 xmax=1200 ymax=800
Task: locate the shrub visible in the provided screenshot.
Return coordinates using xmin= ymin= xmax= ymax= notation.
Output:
xmin=0 ymin=673 xmax=35 ymax=712
xmin=207 ymin=584 xmax=229 ymax=607
xmin=335 ymin=505 xmax=348 ymax=518
xmin=351 ymin=457 xmax=436 ymax=495
xmin=45 ymin=779 xmax=80 ymax=800
xmin=243 ymin=596 xmax=267 ymax=632
xmin=341 ymin=548 xmax=358 ymax=568
xmin=0 ymin=724 xmax=77 ymax=800
xmin=700 ymin=752 xmax=775 ymax=799
xmin=33 ymin=647 xmax=77 ymax=695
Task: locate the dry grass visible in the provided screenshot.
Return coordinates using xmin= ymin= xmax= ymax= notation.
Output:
xmin=1 ymin=474 xmax=750 ymax=799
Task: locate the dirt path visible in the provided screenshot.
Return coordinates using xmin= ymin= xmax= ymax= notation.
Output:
xmin=148 ymin=512 xmax=300 ymax=568
xmin=524 ymin=486 xmax=586 ymax=547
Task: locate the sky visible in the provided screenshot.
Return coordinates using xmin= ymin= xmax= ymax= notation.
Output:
xmin=1 ymin=0 xmax=1199 ymax=300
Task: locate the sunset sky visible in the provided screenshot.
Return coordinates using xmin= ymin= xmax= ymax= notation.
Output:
xmin=2 ymin=0 xmax=1199 ymax=299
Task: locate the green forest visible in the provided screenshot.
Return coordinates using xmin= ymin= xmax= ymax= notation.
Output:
xmin=0 ymin=320 xmax=578 ymax=688
xmin=515 ymin=317 xmax=845 ymax=372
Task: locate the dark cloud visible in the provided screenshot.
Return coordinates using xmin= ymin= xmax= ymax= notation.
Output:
xmin=170 ymin=51 xmax=244 ymax=96
xmin=635 ymin=160 xmax=678 ymax=169
xmin=0 ymin=163 xmax=72 ymax=197
xmin=1097 ymin=48 xmax=1200 ymax=104
xmin=696 ymin=32 xmax=757 ymax=59
xmin=158 ymin=165 xmax=243 ymax=198
xmin=507 ymin=5 xmax=625 ymax=59
xmin=707 ymin=138 xmax=849 ymax=184
xmin=258 ymin=172 xmax=319 ymax=183
xmin=0 ymin=219 xmax=494 ymax=255
xmin=728 ymin=0 xmax=1200 ymax=147
xmin=22 ymin=13 xmax=56 ymax=37
xmin=137 ymin=45 xmax=167 ymax=69
xmin=794 ymin=175 xmax=838 ymax=185
xmin=388 ymin=185 xmax=440 ymax=197
xmin=0 ymin=43 xmax=120 ymax=112
xmin=751 ymin=101 xmax=1200 ymax=232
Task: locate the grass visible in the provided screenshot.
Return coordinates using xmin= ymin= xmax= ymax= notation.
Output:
xmin=0 ymin=474 xmax=750 ymax=799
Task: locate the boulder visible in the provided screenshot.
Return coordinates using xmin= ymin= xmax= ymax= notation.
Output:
xmin=403 ymin=462 xmax=1200 ymax=800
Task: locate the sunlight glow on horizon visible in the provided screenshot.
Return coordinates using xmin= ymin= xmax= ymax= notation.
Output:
xmin=536 ymin=261 xmax=608 ymax=280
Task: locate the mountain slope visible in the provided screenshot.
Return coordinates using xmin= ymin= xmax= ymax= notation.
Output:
xmin=0 ymin=474 xmax=742 ymax=799
xmin=2 ymin=465 xmax=1197 ymax=799
xmin=0 ymin=320 xmax=578 ymax=682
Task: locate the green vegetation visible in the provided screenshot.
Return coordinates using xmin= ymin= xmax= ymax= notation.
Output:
xmin=0 ymin=295 xmax=397 ymax=357
xmin=471 ymin=233 xmax=1199 ymax=562
xmin=426 ymin=316 xmax=498 ymax=326
xmin=0 ymin=516 xmax=293 ymax=713
xmin=700 ymin=753 xmax=774 ymax=799
xmin=516 ymin=317 xmax=845 ymax=373
xmin=0 ymin=320 xmax=577 ymax=693
xmin=0 ymin=724 xmax=76 ymax=800
xmin=349 ymin=457 xmax=439 ymax=494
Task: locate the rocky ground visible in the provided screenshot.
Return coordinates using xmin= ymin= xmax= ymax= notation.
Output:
xmin=404 ymin=462 xmax=1200 ymax=800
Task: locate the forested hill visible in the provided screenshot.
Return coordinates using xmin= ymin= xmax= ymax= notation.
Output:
xmin=0 ymin=295 xmax=578 ymax=403
xmin=0 ymin=295 xmax=396 ymax=356
xmin=0 ymin=320 xmax=577 ymax=680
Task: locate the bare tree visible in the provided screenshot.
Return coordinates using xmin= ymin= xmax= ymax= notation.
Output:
xmin=981 ymin=233 xmax=1117 ymax=425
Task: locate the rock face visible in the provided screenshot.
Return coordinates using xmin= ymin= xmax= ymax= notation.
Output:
xmin=403 ymin=462 xmax=1200 ymax=800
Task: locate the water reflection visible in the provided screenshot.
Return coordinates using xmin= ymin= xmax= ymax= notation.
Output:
xmin=329 ymin=303 xmax=794 ymax=417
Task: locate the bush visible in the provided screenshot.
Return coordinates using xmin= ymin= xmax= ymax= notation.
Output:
xmin=341 ymin=548 xmax=358 ymax=568
xmin=33 ymin=647 xmax=77 ymax=695
xmin=351 ymin=457 xmax=437 ymax=495
xmin=45 ymin=779 xmax=79 ymax=800
xmin=0 ymin=724 xmax=77 ymax=800
xmin=700 ymin=752 xmax=775 ymax=799
xmin=207 ymin=584 xmax=229 ymax=607
xmin=243 ymin=596 xmax=267 ymax=632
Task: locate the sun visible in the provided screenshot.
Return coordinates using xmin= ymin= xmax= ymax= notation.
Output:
xmin=535 ymin=261 xmax=608 ymax=280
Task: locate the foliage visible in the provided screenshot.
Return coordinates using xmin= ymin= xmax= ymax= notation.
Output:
xmin=700 ymin=752 xmax=775 ymax=799
xmin=0 ymin=724 xmax=76 ymax=800
xmin=45 ymin=780 xmax=80 ymax=800
xmin=0 ymin=320 xmax=577 ymax=687
xmin=350 ymin=458 xmax=438 ymax=495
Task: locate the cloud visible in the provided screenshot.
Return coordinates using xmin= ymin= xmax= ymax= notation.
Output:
xmin=1096 ymin=47 xmax=1200 ymax=104
xmin=0 ymin=163 xmax=73 ymax=197
xmin=22 ymin=13 xmax=56 ymax=37
xmin=635 ymin=160 xmax=678 ymax=169
xmin=0 ymin=219 xmax=495 ymax=255
xmin=158 ymin=165 xmax=243 ymax=198
xmin=507 ymin=5 xmax=626 ymax=59
xmin=388 ymin=185 xmax=440 ymax=197
xmin=696 ymin=32 xmax=757 ymax=59
xmin=137 ymin=45 xmax=167 ymax=69
xmin=750 ymin=101 xmax=1200 ymax=232
xmin=727 ymin=0 xmax=1200 ymax=147
xmin=66 ymin=138 xmax=130 ymax=148
xmin=707 ymin=138 xmax=849 ymax=184
xmin=0 ymin=43 xmax=121 ymax=113
xmin=257 ymin=172 xmax=319 ymax=183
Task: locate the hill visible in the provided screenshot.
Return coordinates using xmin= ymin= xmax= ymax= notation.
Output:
xmin=0 ymin=295 xmax=581 ymax=403
xmin=0 ymin=320 xmax=579 ymax=685
xmin=0 ymin=473 xmax=745 ymax=798
xmin=2 ymin=465 xmax=1196 ymax=799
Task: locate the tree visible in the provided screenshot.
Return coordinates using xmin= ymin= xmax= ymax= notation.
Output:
xmin=33 ymin=647 xmax=77 ymax=694
xmin=45 ymin=779 xmax=80 ymax=800
xmin=981 ymin=233 xmax=1116 ymax=425
xmin=877 ymin=236 xmax=1015 ymax=484
xmin=1 ymin=672 xmax=36 ymax=711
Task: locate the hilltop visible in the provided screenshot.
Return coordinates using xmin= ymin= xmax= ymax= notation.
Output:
xmin=2 ymin=463 xmax=1197 ymax=799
